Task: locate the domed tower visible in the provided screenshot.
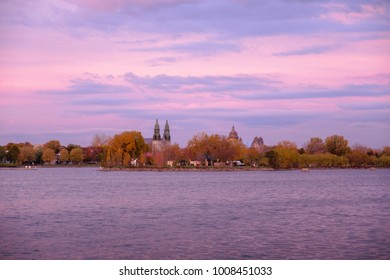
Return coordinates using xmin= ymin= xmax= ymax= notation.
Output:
xmin=228 ymin=125 xmax=239 ymax=141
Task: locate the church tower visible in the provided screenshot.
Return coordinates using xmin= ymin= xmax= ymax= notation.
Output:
xmin=152 ymin=119 xmax=171 ymax=152
xmin=163 ymin=120 xmax=171 ymax=142
xmin=153 ymin=119 xmax=161 ymax=141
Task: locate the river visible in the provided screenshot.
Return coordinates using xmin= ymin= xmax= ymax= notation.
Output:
xmin=0 ymin=168 xmax=389 ymax=259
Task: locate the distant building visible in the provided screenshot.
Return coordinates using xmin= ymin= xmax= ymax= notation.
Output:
xmin=228 ymin=125 xmax=241 ymax=141
xmin=251 ymin=136 xmax=264 ymax=153
xmin=150 ymin=119 xmax=171 ymax=152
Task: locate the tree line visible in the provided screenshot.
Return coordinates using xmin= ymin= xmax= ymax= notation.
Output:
xmin=0 ymin=140 xmax=102 ymax=166
xmin=1 ymin=131 xmax=389 ymax=169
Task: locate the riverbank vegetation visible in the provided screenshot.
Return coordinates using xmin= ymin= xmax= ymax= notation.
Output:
xmin=1 ymin=131 xmax=389 ymax=169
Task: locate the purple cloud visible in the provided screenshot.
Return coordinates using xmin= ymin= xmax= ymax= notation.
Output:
xmin=273 ymin=45 xmax=338 ymax=56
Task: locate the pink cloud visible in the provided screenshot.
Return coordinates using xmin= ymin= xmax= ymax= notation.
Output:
xmin=74 ymin=0 xmax=189 ymax=11
xmin=320 ymin=3 xmax=386 ymax=24
xmin=1 ymin=0 xmax=389 ymax=147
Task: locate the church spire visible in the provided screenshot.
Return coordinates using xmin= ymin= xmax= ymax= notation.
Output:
xmin=164 ymin=120 xmax=171 ymax=141
xmin=153 ymin=119 xmax=161 ymax=140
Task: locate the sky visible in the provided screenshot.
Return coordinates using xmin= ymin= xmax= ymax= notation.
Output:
xmin=1 ymin=0 xmax=389 ymax=148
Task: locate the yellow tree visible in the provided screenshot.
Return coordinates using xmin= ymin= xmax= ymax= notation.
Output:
xmin=60 ymin=148 xmax=70 ymax=162
xmin=186 ymin=132 xmax=208 ymax=161
xmin=123 ymin=153 xmax=131 ymax=166
xmin=70 ymin=147 xmax=84 ymax=164
xmin=42 ymin=148 xmax=56 ymax=164
xmin=274 ymin=141 xmax=300 ymax=169
xmin=104 ymin=131 xmax=148 ymax=167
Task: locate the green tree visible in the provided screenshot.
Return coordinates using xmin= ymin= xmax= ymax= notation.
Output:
xmin=325 ymin=135 xmax=349 ymax=156
xmin=265 ymin=150 xmax=279 ymax=169
xmin=70 ymin=147 xmax=84 ymax=164
xmin=0 ymin=146 xmax=6 ymax=162
xmin=376 ymin=155 xmax=390 ymax=167
xmin=5 ymin=144 xmax=20 ymax=164
xmin=35 ymin=148 xmax=43 ymax=164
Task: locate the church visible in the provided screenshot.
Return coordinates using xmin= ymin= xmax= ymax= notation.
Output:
xmin=144 ymin=119 xmax=171 ymax=152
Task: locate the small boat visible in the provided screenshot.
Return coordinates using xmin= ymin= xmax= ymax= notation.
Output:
xmin=25 ymin=166 xmax=38 ymax=170
xmin=301 ymin=168 xmax=309 ymax=172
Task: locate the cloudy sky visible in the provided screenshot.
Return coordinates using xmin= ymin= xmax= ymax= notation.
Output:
xmin=1 ymin=0 xmax=389 ymax=148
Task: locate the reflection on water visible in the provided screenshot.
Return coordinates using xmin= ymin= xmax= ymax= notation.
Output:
xmin=0 ymin=168 xmax=389 ymax=259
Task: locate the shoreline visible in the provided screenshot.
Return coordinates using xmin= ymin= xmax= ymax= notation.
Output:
xmin=1 ymin=165 xmax=385 ymax=172
xmin=99 ymin=166 xmax=275 ymax=172
xmin=98 ymin=166 xmax=383 ymax=172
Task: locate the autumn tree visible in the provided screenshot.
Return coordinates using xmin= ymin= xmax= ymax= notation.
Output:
xmin=185 ymin=133 xmax=237 ymax=163
xmin=70 ymin=147 xmax=84 ymax=164
xmin=102 ymin=131 xmax=148 ymax=167
xmin=83 ymin=146 xmax=103 ymax=163
xmin=185 ymin=132 xmax=263 ymax=166
xmin=44 ymin=140 xmax=61 ymax=154
xmin=186 ymin=132 xmax=208 ymax=161
xmin=230 ymin=138 xmax=247 ymax=162
xmin=244 ymin=147 xmax=262 ymax=166
xmin=381 ymin=146 xmax=390 ymax=156
xmin=60 ymin=148 xmax=70 ymax=163
xmin=92 ymin=134 xmax=111 ymax=147
xmin=42 ymin=148 xmax=56 ymax=164
xmin=153 ymin=143 xmax=183 ymax=166
xmin=273 ymin=141 xmax=300 ymax=169
xmin=300 ymin=153 xmax=349 ymax=168
xmin=376 ymin=154 xmax=390 ymax=167
xmin=66 ymin=144 xmax=81 ymax=153
xmin=346 ymin=150 xmax=372 ymax=167
xmin=325 ymin=135 xmax=349 ymax=156
xmin=205 ymin=134 xmax=235 ymax=162
xmin=18 ymin=144 xmax=36 ymax=163
xmin=305 ymin=137 xmax=326 ymax=154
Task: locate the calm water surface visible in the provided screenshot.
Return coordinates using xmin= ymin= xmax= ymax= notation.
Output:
xmin=0 ymin=168 xmax=389 ymax=259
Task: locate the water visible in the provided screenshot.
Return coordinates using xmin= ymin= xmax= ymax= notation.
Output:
xmin=0 ymin=168 xmax=389 ymax=259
